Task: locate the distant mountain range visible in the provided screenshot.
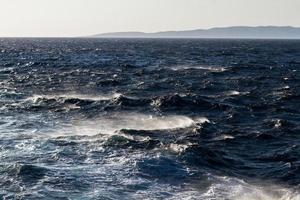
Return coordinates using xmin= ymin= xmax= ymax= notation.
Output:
xmin=92 ymin=26 xmax=300 ymax=39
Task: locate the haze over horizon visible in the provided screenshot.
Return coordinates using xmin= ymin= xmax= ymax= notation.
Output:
xmin=0 ymin=0 xmax=300 ymax=37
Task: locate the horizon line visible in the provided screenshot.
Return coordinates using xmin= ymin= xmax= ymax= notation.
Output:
xmin=1 ymin=25 xmax=300 ymax=38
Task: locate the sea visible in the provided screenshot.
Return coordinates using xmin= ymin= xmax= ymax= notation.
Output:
xmin=0 ymin=38 xmax=300 ymax=199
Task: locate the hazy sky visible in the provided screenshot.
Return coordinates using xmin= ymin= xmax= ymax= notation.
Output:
xmin=0 ymin=0 xmax=299 ymax=37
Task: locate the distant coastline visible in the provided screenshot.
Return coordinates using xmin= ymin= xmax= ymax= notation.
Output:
xmin=91 ymin=26 xmax=300 ymax=39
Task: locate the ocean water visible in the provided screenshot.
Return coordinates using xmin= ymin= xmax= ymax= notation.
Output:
xmin=0 ymin=38 xmax=300 ymax=200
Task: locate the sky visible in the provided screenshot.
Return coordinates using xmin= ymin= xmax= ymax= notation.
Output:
xmin=0 ymin=0 xmax=299 ymax=37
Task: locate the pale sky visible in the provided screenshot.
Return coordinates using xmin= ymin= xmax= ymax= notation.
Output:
xmin=0 ymin=0 xmax=299 ymax=37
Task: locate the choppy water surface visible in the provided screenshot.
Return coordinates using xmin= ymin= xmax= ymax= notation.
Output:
xmin=0 ymin=38 xmax=300 ymax=199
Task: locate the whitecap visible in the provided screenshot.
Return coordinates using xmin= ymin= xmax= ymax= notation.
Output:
xmin=224 ymin=90 xmax=250 ymax=96
xmin=26 ymin=93 xmax=122 ymax=103
xmin=274 ymin=119 xmax=283 ymax=128
xmin=227 ymin=91 xmax=241 ymax=96
xmin=170 ymin=65 xmax=227 ymax=72
xmin=213 ymin=134 xmax=235 ymax=141
xmin=167 ymin=143 xmax=192 ymax=153
xmin=49 ymin=113 xmax=209 ymax=137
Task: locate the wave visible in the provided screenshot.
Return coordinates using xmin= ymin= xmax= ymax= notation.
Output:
xmin=49 ymin=113 xmax=209 ymax=137
xmin=2 ymin=93 xmax=123 ymax=112
xmin=151 ymin=94 xmax=222 ymax=110
xmin=27 ymin=93 xmax=122 ymax=103
xmin=1 ymin=163 xmax=48 ymax=182
xmin=5 ymin=93 xmax=229 ymax=113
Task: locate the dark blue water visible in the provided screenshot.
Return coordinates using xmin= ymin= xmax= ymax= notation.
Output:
xmin=0 ymin=38 xmax=300 ymax=199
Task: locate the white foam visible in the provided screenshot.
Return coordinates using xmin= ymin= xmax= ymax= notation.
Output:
xmin=171 ymin=65 xmax=227 ymax=72
xmin=224 ymin=90 xmax=250 ymax=96
xmin=50 ymin=113 xmax=209 ymax=137
xmin=26 ymin=93 xmax=122 ymax=103
xmin=227 ymin=91 xmax=241 ymax=96
xmin=274 ymin=119 xmax=283 ymax=128
xmin=213 ymin=134 xmax=235 ymax=141
xmin=167 ymin=143 xmax=192 ymax=153
xmin=200 ymin=176 xmax=300 ymax=200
